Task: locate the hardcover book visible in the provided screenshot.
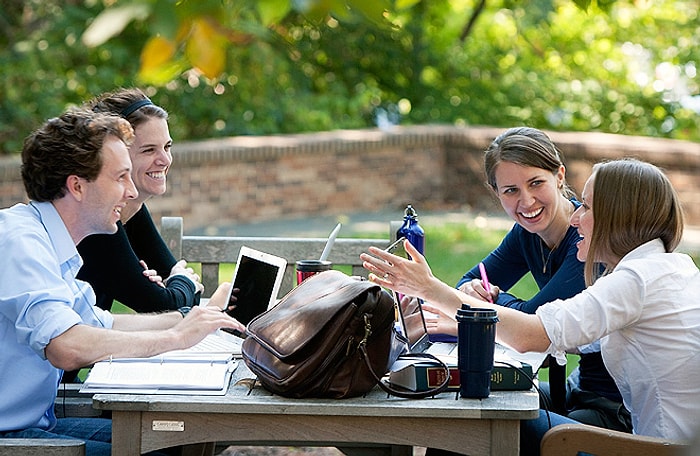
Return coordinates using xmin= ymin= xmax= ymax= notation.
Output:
xmin=388 ymin=354 xmax=534 ymax=392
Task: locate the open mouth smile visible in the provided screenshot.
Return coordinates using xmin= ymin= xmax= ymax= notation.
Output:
xmin=520 ymin=207 xmax=544 ymax=219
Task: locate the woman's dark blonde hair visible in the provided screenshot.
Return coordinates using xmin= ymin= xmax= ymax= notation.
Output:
xmin=484 ymin=127 xmax=575 ymax=199
xmin=584 ymin=158 xmax=684 ymax=285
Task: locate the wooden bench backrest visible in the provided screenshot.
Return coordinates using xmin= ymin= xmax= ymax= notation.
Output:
xmin=161 ymin=217 xmax=392 ymax=298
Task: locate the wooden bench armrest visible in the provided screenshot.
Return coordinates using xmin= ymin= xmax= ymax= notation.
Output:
xmin=540 ymin=423 xmax=689 ymax=456
xmin=0 ymin=438 xmax=85 ymax=456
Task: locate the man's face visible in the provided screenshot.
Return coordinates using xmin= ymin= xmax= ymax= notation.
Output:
xmin=80 ymin=135 xmax=138 ymax=235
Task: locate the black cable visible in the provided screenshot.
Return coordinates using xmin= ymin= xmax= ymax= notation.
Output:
xmin=496 ymin=361 xmax=552 ymax=429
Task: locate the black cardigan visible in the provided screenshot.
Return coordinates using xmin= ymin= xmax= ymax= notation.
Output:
xmin=77 ymin=205 xmax=199 ymax=312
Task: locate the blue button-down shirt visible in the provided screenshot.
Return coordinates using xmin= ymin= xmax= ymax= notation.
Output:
xmin=0 ymin=201 xmax=113 ymax=432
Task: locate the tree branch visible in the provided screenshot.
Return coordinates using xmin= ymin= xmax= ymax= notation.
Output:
xmin=459 ymin=0 xmax=487 ymax=43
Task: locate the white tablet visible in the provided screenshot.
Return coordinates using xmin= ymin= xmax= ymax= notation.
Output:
xmin=224 ymin=246 xmax=287 ymax=326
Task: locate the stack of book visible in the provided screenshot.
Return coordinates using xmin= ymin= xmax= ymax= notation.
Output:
xmin=389 ymin=346 xmax=545 ymax=393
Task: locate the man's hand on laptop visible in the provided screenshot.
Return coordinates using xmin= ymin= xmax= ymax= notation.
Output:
xmin=173 ymin=303 xmax=245 ymax=350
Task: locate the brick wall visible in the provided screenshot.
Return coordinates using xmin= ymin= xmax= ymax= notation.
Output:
xmin=1 ymin=125 xmax=698 ymax=230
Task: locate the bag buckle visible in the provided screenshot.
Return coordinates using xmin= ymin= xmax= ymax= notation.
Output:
xmin=360 ymin=314 xmax=372 ymax=346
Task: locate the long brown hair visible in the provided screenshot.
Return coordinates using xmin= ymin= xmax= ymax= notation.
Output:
xmin=584 ymin=158 xmax=684 ymax=285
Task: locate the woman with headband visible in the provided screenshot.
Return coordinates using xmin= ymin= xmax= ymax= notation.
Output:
xmin=76 ymin=88 xmax=204 ymax=315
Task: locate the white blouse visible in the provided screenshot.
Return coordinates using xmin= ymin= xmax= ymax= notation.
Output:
xmin=537 ymin=239 xmax=700 ymax=441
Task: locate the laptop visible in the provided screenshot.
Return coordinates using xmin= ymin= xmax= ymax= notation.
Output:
xmin=395 ymin=292 xmax=458 ymax=357
xmin=385 ymin=237 xmax=457 ymax=357
xmin=192 ymin=246 xmax=287 ymax=356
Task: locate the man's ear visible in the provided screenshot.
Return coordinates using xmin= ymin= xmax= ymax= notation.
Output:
xmin=64 ymin=175 xmax=84 ymax=201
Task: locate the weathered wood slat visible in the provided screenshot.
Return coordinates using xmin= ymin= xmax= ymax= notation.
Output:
xmin=161 ymin=217 xmax=391 ymax=297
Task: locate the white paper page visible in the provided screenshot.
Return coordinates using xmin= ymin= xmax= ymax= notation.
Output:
xmin=84 ymin=360 xmax=236 ymax=390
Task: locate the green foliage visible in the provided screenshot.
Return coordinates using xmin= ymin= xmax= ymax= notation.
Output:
xmin=1 ymin=0 xmax=698 ymax=156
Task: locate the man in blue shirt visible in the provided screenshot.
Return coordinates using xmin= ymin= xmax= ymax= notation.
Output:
xmin=0 ymin=109 xmax=244 ymax=455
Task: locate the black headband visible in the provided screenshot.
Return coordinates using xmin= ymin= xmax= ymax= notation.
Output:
xmin=120 ymin=98 xmax=153 ymax=118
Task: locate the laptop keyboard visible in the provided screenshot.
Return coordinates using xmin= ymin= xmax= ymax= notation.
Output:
xmin=425 ymin=342 xmax=458 ymax=357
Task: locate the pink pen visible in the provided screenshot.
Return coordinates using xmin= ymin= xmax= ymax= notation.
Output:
xmin=478 ymin=262 xmax=494 ymax=303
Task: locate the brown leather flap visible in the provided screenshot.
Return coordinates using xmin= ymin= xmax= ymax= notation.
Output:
xmin=246 ymin=270 xmax=380 ymax=360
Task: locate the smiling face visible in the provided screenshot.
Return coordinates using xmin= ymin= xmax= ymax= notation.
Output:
xmin=570 ymin=173 xmax=595 ymax=262
xmin=80 ymin=135 xmax=138 ymax=235
xmin=494 ymin=161 xmax=567 ymax=244
xmin=128 ymin=117 xmax=172 ymax=203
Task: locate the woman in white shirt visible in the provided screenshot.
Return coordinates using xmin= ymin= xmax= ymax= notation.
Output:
xmin=361 ymin=158 xmax=700 ymax=452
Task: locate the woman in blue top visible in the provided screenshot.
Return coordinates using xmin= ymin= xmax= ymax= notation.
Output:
xmin=366 ymin=127 xmax=629 ymax=434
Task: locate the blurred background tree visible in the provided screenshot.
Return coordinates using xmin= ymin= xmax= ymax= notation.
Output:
xmin=1 ymin=0 xmax=698 ymax=155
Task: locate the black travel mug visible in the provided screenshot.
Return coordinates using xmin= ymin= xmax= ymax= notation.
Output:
xmin=456 ymin=304 xmax=498 ymax=398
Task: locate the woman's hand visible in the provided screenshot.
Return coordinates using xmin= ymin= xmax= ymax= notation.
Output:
xmin=361 ymin=239 xmax=466 ymax=318
xmin=422 ymin=302 xmax=458 ymax=337
xmin=168 ymin=259 xmax=205 ymax=294
xmin=206 ymin=282 xmax=235 ymax=312
xmin=360 ymin=239 xmax=437 ymax=298
xmin=458 ymin=278 xmax=500 ymax=303
xmin=140 ymin=260 xmax=165 ymax=287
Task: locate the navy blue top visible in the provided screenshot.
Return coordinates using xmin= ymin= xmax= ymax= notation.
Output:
xmin=456 ymin=211 xmax=585 ymax=314
xmin=456 ymin=199 xmax=622 ymax=402
xmin=77 ymin=205 xmax=199 ymax=312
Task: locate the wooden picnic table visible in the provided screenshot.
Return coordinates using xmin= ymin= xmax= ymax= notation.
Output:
xmin=93 ymin=362 xmax=539 ymax=456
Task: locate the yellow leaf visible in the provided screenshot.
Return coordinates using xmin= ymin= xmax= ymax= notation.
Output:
xmin=138 ymin=36 xmax=184 ymax=86
xmin=256 ymin=0 xmax=292 ymax=25
xmin=186 ymin=18 xmax=227 ymax=79
xmin=140 ymin=36 xmax=176 ymax=73
xmin=137 ymin=59 xmax=185 ymax=86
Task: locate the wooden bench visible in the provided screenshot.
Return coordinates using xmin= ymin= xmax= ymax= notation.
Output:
xmin=54 ymin=383 xmax=103 ymax=419
xmin=160 ymin=216 xmax=391 ymax=298
xmin=6 ymin=380 xmax=103 ymax=455
xmin=0 ymin=439 xmax=85 ymax=456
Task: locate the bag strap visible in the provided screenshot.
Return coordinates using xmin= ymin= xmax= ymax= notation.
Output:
xmin=358 ymin=315 xmax=451 ymax=399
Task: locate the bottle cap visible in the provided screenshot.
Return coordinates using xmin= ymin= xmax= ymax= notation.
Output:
xmin=404 ymin=204 xmax=417 ymax=218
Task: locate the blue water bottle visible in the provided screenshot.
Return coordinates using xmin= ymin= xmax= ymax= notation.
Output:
xmin=396 ymin=204 xmax=424 ymax=257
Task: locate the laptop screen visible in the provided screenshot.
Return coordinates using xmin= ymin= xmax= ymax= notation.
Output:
xmin=395 ymin=293 xmax=432 ymax=353
xmin=225 ymin=246 xmax=287 ymax=326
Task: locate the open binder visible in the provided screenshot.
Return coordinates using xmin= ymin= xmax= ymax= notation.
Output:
xmin=80 ymin=350 xmax=238 ymax=396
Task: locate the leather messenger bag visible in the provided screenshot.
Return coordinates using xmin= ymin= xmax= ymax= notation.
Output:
xmin=241 ymin=270 xmax=448 ymax=399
